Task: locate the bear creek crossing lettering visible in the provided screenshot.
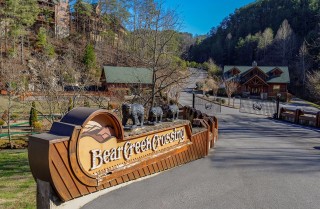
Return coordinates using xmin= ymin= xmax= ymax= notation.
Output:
xmin=90 ymin=128 xmax=185 ymax=171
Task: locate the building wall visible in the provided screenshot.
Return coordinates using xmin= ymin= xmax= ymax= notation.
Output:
xmin=36 ymin=0 xmax=70 ymax=38
xmin=104 ymin=83 xmax=152 ymax=90
xmin=55 ymin=0 xmax=70 ymax=38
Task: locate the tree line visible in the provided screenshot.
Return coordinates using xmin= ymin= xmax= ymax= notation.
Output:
xmin=187 ymin=0 xmax=320 ymax=100
xmin=0 ymin=0 xmax=195 ymax=146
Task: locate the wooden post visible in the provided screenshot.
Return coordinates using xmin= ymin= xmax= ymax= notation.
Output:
xmin=316 ymin=112 xmax=320 ymax=128
xmin=279 ymin=107 xmax=285 ymax=120
xmin=192 ymin=93 xmax=195 ymax=108
xmin=295 ymin=109 xmax=302 ymax=124
xmin=276 ymin=95 xmax=280 ymax=119
xmin=37 ymin=179 xmax=61 ymax=209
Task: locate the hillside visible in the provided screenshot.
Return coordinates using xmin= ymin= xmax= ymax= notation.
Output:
xmin=188 ymin=0 xmax=320 ymax=96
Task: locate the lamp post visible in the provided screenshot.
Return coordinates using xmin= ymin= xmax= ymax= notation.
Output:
xmin=276 ymin=93 xmax=281 ymax=119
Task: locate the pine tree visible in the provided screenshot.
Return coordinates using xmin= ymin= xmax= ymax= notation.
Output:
xmin=68 ymin=98 xmax=74 ymax=111
xmin=2 ymin=0 xmax=39 ymax=63
xmin=29 ymin=101 xmax=38 ymax=127
xmin=83 ymin=43 xmax=96 ymax=69
xmin=83 ymin=43 xmax=98 ymax=79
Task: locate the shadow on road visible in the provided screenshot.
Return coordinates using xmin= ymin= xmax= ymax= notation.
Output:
xmin=211 ymin=113 xmax=320 ymax=174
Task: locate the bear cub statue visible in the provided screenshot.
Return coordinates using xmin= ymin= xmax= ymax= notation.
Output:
xmin=122 ymin=103 xmax=144 ymax=127
xmin=148 ymin=107 xmax=163 ymax=124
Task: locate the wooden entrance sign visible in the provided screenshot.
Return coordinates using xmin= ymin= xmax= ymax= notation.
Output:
xmin=29 ymin=107 xmax=216 ymax=202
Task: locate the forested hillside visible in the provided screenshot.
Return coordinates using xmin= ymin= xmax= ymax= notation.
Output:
xmin=188 ymin=0 xmax=320 ymax=97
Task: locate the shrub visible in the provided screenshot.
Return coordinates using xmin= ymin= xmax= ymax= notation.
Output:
xmin=1 ymin=110 xmax=8 ymax=122
xmin=29 ymin=101 xmax=38 ymax=127
xmin=221 ymin=99 xmax=226 ymax=104
xmin=196 ymin=81 xmax=204 ymax=90
xmin=287 ymin=93 xmax=293 ymax=102
xmin=84 ymin=99 xmax=90 ymax=107
xmin=68 ymin=98 xmax=74 ymax=111
xmin=10 ymin=113 xmax=19 ymax=121
xmin=33 ymin=121 xmax=43 ymax=131
xmin=0 ymin=119 xmax=4 ymax=126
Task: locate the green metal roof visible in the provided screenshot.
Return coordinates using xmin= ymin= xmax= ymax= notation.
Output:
xmin=103 ymin=66 xmax=153 ymax=84
xmin=224 ymin=66 xmax=290 ymax=84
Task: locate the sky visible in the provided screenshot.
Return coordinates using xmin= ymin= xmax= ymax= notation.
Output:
xmin=164 ymin=0 xmax=256 ymax=36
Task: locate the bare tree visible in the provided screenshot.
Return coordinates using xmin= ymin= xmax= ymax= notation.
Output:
xmin=204 ymin=76 xmax=221 ymax=98
xmin=224 ymin=79 xmax=239 ymax=106
xmin=0 ymin=59 xmax=25 ymax=148
xmin=307 ymin=71 xmax=320 ymax=101
xmin=124 ymin=0 xmax=188 ymax=109
xmin=296 ymin=41 xmax=312 ymax=95
xmin=274 ymin=19 xmax=296 ymax=65
xmin=29 ymin=54 xmax=73 ymax=121
xmin=166 ymin=82 xmax=184 ymax=104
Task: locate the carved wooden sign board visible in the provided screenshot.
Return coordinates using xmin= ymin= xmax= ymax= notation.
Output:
xmin=28 ymin=107 xmax=214 ymax=202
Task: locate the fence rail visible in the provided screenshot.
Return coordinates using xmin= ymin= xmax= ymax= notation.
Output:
xmin=280 ymin=107 xmax=320 ymax=128
xmin=194 ymin=95 xmax=221 ymax=115
xmin=240 ymin=98 xmax=277 ymax=116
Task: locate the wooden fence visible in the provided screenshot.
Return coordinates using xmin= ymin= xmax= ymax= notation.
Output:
xmin=279 ymin=107 xmax=320 ymax=128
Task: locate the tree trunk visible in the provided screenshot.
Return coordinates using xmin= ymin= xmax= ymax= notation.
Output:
xmin=20 ymin=36 xmax=24 ymax=64
xmin=8 ymin=91 xmax=12 ymax=149
xmin=150 ymin=68 xmax=156 ymax=109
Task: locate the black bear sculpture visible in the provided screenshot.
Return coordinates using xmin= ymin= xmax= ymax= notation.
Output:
xmin=122 ymin=103 xmax=144 ymax=127
xmin=148 ymin=107 xmax=163 ymax=124
xmin=166 ymin=104 xmax=179 ymax=121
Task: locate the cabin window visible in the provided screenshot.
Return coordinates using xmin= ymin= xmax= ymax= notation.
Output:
xmin=273 ymin=85 xmax=280 ymax=92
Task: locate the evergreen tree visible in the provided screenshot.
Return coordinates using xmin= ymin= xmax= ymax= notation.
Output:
xmin=83 ymin=43 xmax=98 ymax=79
xmin=29 ymin=101 xmax=38 ymax=127
xmin=68 ymin=98 xmax=74 ymax=111
xmin=2 ymin=0 xmax=39 ymax=62
xmin=83 ymin=43 xmax=96 ymax=69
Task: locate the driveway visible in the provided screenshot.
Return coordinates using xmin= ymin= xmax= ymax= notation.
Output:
xmin=82 ymin=69 xmax=320 ymax=209
xmin=82 ymin=108 xmax=320 ymax=209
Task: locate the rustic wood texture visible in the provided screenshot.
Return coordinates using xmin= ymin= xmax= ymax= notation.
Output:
xmin=29 ymin=107 xmax=219 ymax=202
xmin=47 ymin=127 xmax=210 ymax=202
xmin=280 ymin=107 xmax=320 ymax=128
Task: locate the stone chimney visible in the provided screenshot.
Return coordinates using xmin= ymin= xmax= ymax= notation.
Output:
xmin=252 ymin=61 xmax=257 ymax=67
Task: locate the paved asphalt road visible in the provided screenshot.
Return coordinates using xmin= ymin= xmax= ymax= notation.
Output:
xmin=82 ymin=69 xmax=320 ymax=209
xmin=179 ymin=68 xmax=207 ymax=107
xmin=82 ymin=113 xmax=320 ymax=209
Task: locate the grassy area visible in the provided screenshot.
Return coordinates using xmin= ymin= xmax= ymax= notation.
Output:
xmin=306 ymin=101 xmax=320 ymax=109
xmin=0 ymin=149 xmax=36 ymax=209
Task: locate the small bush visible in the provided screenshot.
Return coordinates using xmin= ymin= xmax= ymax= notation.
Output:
xmin=1 ymin=110 xmax=8 ymax=122
xmin=216 ymin=98 xmax=221 ymax=102
xmin=0 ymin=119 xmax=4 ymax=126
xmin=221 ymin=99 xmax=226 ymax=104
xmin=83 ymin=99 xmax=90 ymax=107
xmin=287 ymin=93 xmax=293 ymax=102
xmin=10 ymin=113 xmax=19 ymax=120
xmin=33 ymin=121 xmax=43 ymax=131
xmin=196 ymin=81 xmax=204 ymax=90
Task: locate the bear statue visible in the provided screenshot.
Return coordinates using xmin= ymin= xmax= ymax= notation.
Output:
xmin=122 ymin=103 xmax=144 ymax=127
xmin=148 ymin=107 xmax=163 ymax=124
xmin=194 ymin=110 xmax=202 ymax=119
xmin=166 ymin=104 xmax=179 ymax=121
